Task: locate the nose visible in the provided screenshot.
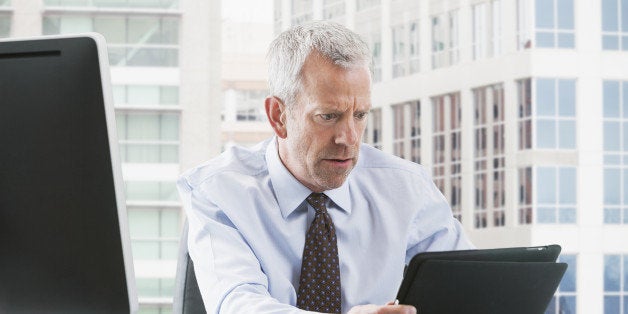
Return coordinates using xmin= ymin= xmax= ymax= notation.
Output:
xmin=335 ymin=117 xmax=359 ymax=146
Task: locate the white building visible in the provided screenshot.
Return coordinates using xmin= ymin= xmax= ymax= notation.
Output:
xmin=1 ymin=0 xmax=221 ymax=312
xmin=276 ymin=0 xmax=628 ymax=313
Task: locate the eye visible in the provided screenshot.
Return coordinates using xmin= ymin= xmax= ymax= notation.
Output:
xmin=319 ymin=113 xmax=338 ymax=121
xmin=355 ymin=112 xmax=369 ymax=120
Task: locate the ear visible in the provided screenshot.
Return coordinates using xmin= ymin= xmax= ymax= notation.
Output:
xmin=265 ymin=96 xmax=288 ymax=139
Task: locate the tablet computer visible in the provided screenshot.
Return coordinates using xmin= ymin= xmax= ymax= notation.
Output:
xmin=396 ymin=245 xmax=566 ymax=314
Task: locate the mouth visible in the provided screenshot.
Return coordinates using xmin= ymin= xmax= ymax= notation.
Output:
xmin=322 ymin=158 xmax=353 ymax=166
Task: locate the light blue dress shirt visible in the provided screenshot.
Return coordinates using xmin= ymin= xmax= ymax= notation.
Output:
xmin=177 ymin=137 xmax=473 ymax=314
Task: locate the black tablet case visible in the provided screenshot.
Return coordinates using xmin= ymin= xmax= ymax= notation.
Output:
xmin=396 ymin=245 xmax=567 ymax=314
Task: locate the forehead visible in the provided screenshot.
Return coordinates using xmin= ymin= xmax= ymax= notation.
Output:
xmin=299 ymin=54 xmax=372 ymax=108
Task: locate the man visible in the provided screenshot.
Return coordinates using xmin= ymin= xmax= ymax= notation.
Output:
xmin=178 ymin=21 xmax=473 ymax=313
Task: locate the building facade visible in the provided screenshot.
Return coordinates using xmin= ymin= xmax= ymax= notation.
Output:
xmin=2 ymin=0 xmax=221 ymax=313
xmin=275 ymin=0 xmax=628 ymax=313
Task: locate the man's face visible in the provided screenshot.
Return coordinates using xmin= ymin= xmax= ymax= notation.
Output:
xmin=277 ymin=54 xmax=372 ymax=192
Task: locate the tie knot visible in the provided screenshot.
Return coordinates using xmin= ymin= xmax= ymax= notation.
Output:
xmin=306 ymin=193 xmax=328 ymax=214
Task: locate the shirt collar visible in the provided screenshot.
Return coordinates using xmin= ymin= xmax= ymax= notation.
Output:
xmin=266 ymin=137 xmax=352 ymax=219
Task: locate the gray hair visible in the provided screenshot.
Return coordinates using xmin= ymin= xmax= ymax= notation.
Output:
xmin=267 ymin=21 xmax=372 ymax=106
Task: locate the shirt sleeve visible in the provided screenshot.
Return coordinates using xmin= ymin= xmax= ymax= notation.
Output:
xmin=404 ymin=169 xmax=475 ymax=263
xmin=178 ymin=176 xmax=317 ymax=314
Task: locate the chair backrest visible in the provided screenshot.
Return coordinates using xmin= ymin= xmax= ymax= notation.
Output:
xmin=173 ymin=221 xmax=206 ymax=314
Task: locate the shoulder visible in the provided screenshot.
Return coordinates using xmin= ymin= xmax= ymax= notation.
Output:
xmin=178 ymin=139 xmax=270 ymax=191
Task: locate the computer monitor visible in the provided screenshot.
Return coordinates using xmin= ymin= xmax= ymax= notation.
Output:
xmin=0 ymin=34 xmax=137 ymax=313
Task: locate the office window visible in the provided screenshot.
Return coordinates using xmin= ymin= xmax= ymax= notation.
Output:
xmin=0 ymin=13 xmax=10 ymax=38
xmin=433 ymin=93 xmax=462 ymax=222
xmin=43 ymin=14 xmax=180 ymax=67
xmin=546 ymin=254 xmax=577 ymax=314
xmin=125 ymin=181 xmax=178 ymax=201
xmin=356 ymin=0 xmax=380 ymax=11
xmin=114 ymin=85 xmax=179 ymax=107
xmin=604 ymin=254 xmax=628 ymax=314
xmin=43 ymin=0 xmax=179 ymax=9
xmin=357 ymin=18 xmax=382 ymax=82
xmin=223 ymin=89 xmax=268 ymax=122
xmin=392 ymin=20 xmax=420 ymax=78
xmin=392 ymin=101 xmax=421 ymax=163
xmin=291 ymin=0 xmax=312 ymax=26
xmin=472 ymin=0 xmax=502 ymax=59
xmin=473 ymin=84 xmax=505 ymax=228
xmin=517 ymin=0 xmax=533 ymax=49
xmin=602 ymin=0 xmax=628 ymax=50
xmin=137 ymin=304 xmax=173 ymax=314
xmin=535 ymin=0 xmax=575 ymax=48
xmin=535 ymin=78 xmax=577 ymax=149
xmin=128 ymin=206 xmax=180 ymax=260
xmin=274 ymin=0 xmax=282 ymax=33
xmin=323 ymin=0 xmax=345 ymax=21
xmin=116 ymin=112 xmax=180 ymax=163
xmin=518 ymin=166 xmax=577 ymax=225
xmin=432 ymin=10 xmax=459 ymax=69
xmin=136 ymin=278 xmax=175 ymax=299
xmin=518 ymin=78 xmax=533 ymax=149
xmin=536 ymin=166 xmax=577 ymax=224
xmin=518 ymin=167 xmax=533 ymax=224
xmin=603 ymin=81 xmax=628 ymax=224
xmin=364 ymin=108 xmax=382 ymax=149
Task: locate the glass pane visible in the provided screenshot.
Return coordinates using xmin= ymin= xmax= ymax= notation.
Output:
xmin=605 ymin=255 xmax=621 ymax=291
xmin=0 ymin=14 xmax=11 ymax=38
xmin=604 ymin=168 xmax=621 ymax=204
xmin=557 ymin=33 xmax=575 ymax=48
xmin=623 ymin=0 xmax=628 ymax=31
xmin=557 ymin=0 xmax=574 ymax=29
xmin=127 ymin=144 xmax=160 ymax=163
xmin=128 ymin=85 xmax=160 ymax=105
xmin=559 ymin=296 xmax=576 ymax=314
xmin=93 ymin=16 xmax=126 ymax=44
xmin=128 ymin=16 xmax=160 ymax=44
xmin=603 ymin=35 xmax=620 ymax=50
xmin=604 ymin=81 xmax=620 ymax=118
xmin=545 ymin=296 xmax=556 ymax=314
xmin=536 ymin=31 xmax=555 ymax=47
xmin=131 ymin=241 xmax=159 ymax=259
xmin=128 ymin=209 xmax=159 ymax=237
xmin=537 ymin=119 xmax=556 ymax=148
xmin=160 ymin=114 xmax=179 ymax=140
xmin=559 ymin=168 xmax=576 ymax=203
xmin=115 ymin=113 xmax=127 ymax=139
xmin=537 ymin=206 xmax=556 ymax=223
xmin=59 ymin=16 xmax=92 ymax=33
xmin=126 ymin=47 xmax=178 ymax=67
xmin=605 ymin=122 xmax=621 ymax=151
xmin=161 ymin=241 xmax=179 ymax=260
xmin=559 ymin=255 xmax=577 ymax=291
xmin=624 ymin=208 xmax=628 ymax=224
xmin=622 ymin=36 xmax=628 ymax=50
xmin=536 ymin=78 xmax=556 ymax=116
xmin=605 ymin=207 xmax=621 ymax=223
xmin=559 ymin=207 xmax=576 ymax=223
xmin=624 ymin=255 xmax=628 ymax=291
xmin=537 ymin=167 xmax=557 ymax=203
xmin=624 ymin=82 xmax=628 ymax=117
xmin=127 ymin=114 xmax=159 ymax=140
xmin=160 ymin=145 xmax=179 ymax=163
xmin=604 ymin=296 xmax=620 ymax=314
xmin=160 ymin=210 xmax=180 ymax=237
xmin=602 ymin=0 xmax=619 ymax=31
xmin=113 ymin=85 xmax=126 ymax=104
xmin=160 ymin=86 xmax=179 ymax=105
xmin=160 ymin=182 xmax=178 ymax=201
xmin=559 ymin=120 xmax=576 ymax=149
xmin=126 ymin=181 xmax=159 ymax=201
xmin=535 ymin=0 xmax=554 ymax=28
xmin=136 ymin=278 xmax=160 ymax=297
xmin=558 ymin=79 xmax=576 ymax=116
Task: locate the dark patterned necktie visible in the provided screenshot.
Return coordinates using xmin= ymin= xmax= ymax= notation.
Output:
xmin=296 ymin=193 xmax=342 ymax=313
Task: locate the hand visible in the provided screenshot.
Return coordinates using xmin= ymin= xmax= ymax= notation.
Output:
xmin=347 ymin=302 xmax=416 ymax=314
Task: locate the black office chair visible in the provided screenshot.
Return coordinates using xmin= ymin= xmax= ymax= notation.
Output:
xmin=173 ymin=221 xmax=206 ymax=314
